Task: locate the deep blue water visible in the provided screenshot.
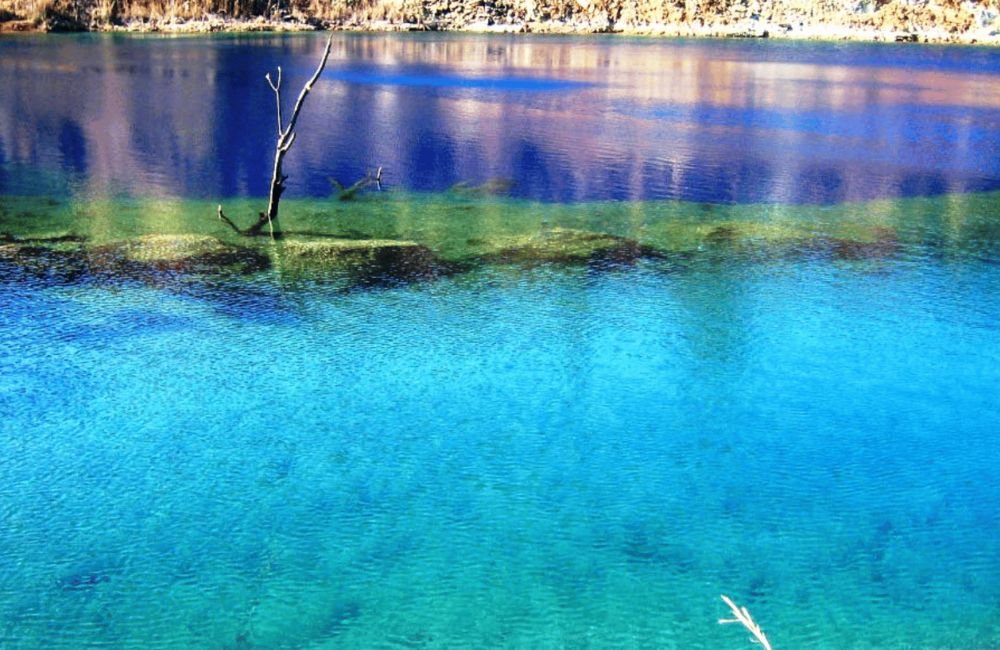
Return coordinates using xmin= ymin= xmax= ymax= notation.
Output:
xmin=1 ymin=33 xmax=1000 ymax=649
xmin=1 ymin=33 xmax=1000 ymax=203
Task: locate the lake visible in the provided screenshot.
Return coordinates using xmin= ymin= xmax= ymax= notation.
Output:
xmin=1 ymin=33 xmax=999 ymax=649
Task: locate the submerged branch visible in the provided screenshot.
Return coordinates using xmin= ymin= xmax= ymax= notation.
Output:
xmin=330 ymin=167 xmax=383 ymax=201
xmin=218 ymin=205 xmax=275 ymax=238
xmin=719 ymin=595 xmax=773 ymax=650
xmin=217 ymin=204 xmax=241 ymax=234
xmin=265 ymin=66 xmax=283 ymax=134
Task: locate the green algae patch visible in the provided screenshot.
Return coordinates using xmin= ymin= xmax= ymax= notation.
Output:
xmin=278 ymin=238 xmax=425 ymax=258
xmin=270 ymin=238 xmax=454 ymax=286
xmin=473 ymin=227 xmax=659 ymax=267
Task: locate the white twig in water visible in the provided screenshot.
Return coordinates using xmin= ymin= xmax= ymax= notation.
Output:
xmin=719 ymin=595 xmax=773 ymax=650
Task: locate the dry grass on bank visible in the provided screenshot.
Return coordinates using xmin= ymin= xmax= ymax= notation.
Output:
xmin=1 ymin=0 xmax=998 ymax=43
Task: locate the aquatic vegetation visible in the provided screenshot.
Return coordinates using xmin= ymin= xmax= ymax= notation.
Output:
xmin=0 ymin=232 xmax=91 ymax=284
xmin=642 ymin=217 xmax=897 ymax=261
xmin=89 ymin=234 xmax=271 ymax=279
xmin=102 ymin=233 xmax=263 ymax=265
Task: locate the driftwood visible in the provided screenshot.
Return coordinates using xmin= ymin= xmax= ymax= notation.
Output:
xmin=330 ymin=167 xmax=382 ymax=201
xmin=719 ymin=595 xmax=773 ymax=650
xmin=218 ymin=34 xmax=375 ymax=239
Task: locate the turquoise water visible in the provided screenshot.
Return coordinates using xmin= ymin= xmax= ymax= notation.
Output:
xmin=2 ymin=199 xmax=999 ymax=646
xmin=2 ymin=32 xmax=1000 ymax=648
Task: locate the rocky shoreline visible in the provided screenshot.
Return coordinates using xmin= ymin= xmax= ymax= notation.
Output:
xmin=2 ymin=0 xmax=999 ymax=45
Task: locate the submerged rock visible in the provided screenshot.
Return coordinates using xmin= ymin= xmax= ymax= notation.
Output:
xmin=88 ymin=234 xmax=270 ymax=278
xmin=272 ymin=238 xmax=454 ymax=286
xmin=477 ymin=227 xmax=658 ymax=268
xmin=0 ymin=233 xmax=269 ymax=287
xmin=0 ymin=236 xmax=91 ymax=284
xmin=680 ymin=221 xmax=899 ymax=264
xmin=824 ymin=232 xmax=898 ymax=261
xmin=698 ymin=222 xmax=807 ymax=249
xmin=57 ymin=571 xmax=111 ymax=591
xmin=771 ymin=226 xmax=899 ymax=263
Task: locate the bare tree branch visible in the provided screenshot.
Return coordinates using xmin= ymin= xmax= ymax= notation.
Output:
xmin=261 ymin=34 xmax=334 ymax=237
xmin=282 ymin=38 xmax=332 ymax=139
xmin=217 ymin=35 xmax=382 ymax=238
xmin=330 ymin=167 xmax=384 ymax=201
xmin=265 ymin=66 xmax=283 ymax=134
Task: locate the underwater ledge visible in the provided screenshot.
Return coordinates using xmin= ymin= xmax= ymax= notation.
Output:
xmin=1 ymin=189 xmax=998 ymax=292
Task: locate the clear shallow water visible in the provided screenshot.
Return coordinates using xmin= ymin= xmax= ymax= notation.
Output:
xmin=2 ymin=189 xmax=1000 ymax=647
xmin=2 ymin=32 xmax=1000 ymax=649
xmin=2 ymin=33 xmax=1000 ymax=203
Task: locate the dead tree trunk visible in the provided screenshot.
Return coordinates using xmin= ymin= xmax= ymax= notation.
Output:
xmin=218 ymin=34 xmax=334 ymax=239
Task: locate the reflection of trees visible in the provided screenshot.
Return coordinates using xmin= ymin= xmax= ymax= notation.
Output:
xmin=0 ymin=34 xmax=998 ymax=208
xmin=57 ymin=121 xmax=88 ymax=174
xmin=900 ymin=171 xmax=948 ymax=199
xmin=797 ymin=165 xmax=846 ymax=204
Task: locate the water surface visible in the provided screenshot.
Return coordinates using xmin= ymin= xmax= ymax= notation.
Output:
xmin=1 ymin=33 xmax=999 ymax=649
xmin=2 ymin=33 xmax=1000 ymax=203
